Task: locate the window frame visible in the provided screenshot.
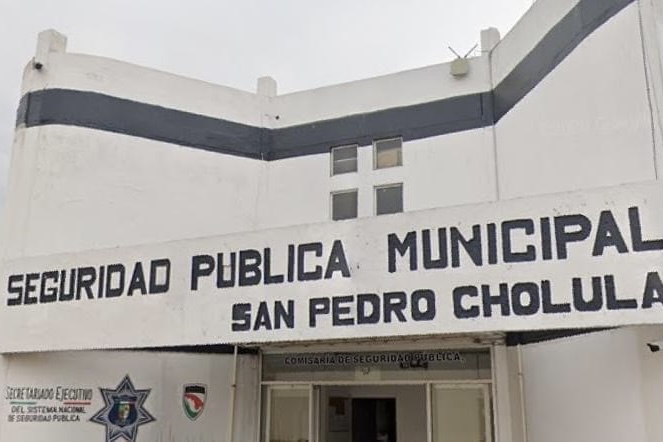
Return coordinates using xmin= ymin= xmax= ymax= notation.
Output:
xmin=330 ymin=144 xmax=359 ymax=176
xmin=330 ymin=188 xmax=359 ymax=221
xmin=374 ymin=183 xmax=403 ymax=216
xmin=373 ymin=136 xmax=403 ymax=170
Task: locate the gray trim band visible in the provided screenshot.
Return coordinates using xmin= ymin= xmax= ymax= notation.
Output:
xmin=15 ymin=0 xmax=635 ymax=161
xmin=493 ymin=0 xmax=635 ymax=121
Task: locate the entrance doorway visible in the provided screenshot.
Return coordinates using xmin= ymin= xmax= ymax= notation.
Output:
xmin=351 ymin=398 xmax=396 ymax=442
xmin=261 ymin=348 xmax=494 ymax=442
xmin=264 ymin=384 xmax=491 ymax=442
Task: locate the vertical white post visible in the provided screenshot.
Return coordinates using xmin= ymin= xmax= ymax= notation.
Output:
xmin=517 ymin=345 xmax=529 ymax=442
xmin=426 ymin=383 xmax=433 ymax=442
xmin=264 ymin=387 xmax=272 ymax=442
xmin=256 ymin=351 xmax=263 ymax=442
xmin=227 ymin=346 xmax=239 ymax=442
xmin=491 ymin=344 xmax=514 ymax=442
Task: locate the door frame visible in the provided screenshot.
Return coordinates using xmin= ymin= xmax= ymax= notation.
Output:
xmin=262 ymin=380 xmax=493 ymax=442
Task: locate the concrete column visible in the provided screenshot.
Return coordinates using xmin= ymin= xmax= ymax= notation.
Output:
xmin=34 ymin=29 xmax=67 ymax=69
xmin=481 ymin=27 xmax=501 ymax=53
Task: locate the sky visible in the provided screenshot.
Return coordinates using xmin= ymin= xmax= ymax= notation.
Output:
xmin=0 ymin=0 xmax=532 ymax=212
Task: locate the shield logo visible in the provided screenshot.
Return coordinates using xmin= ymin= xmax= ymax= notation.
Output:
xmin=182 ymin=384 xmax=207 ymax=421
xmin=109 ymin=394 xmax=138 ymax=428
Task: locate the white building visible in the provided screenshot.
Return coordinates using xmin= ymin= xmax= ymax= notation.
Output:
xmin=1 ymin=0 xmax=662 ymax=441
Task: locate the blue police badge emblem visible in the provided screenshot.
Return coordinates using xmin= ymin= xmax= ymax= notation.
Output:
xmin=91 ymin=375 xmax=155 ymax=442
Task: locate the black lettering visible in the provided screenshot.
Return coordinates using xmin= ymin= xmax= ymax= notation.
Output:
xmin=191 ymin=255 xmax=214 ymax=290
xmin=383 ymin=292 xmax=407 ymax=323
xmin=263 ymin=248 xmax=284 ymax=284
xmin=481 ymin=284 xmax=510 ymax=317
xmin=332 ymin=296 xmax=354 ymax=326
xmin=7 ymin=274 xmax=23 ymax=306
xmin=605 ymin=274 xmax=637 ymax=310
xmin=58 ymin=270 xmax=75 ymax=301
xmin=502 ymin=219 xmax=536 ymax=263
xmin=298 ymin=243 xmax=322 ymax=281
xmin=217 ymin=252 xmax=236 ymax=288
xmin=105 ymin=264 xmax=125 ymax=298
xmin=274 ymin=300 xmax=294 ymax=329
xmin=540 ymin=217 xmax=553 ymax=260
xmin=24 ymin=273 xmax=39 ymax=305
xmin=592 ymin=210 xmax=628 ymax=256
xmin=97 ymin=266 xmax=105 ymax=298
xmin=309 ymin=298 xmax=330 ymax=327
xmin=453 ymin=286 xmax=479 ymax=318
xmin=451 ymin=225 xmax=482 ymax=267
xmin=239 ymin=250 xmax=262 ymax=286
xmin=287 ymin=245 xmax=295 ymax=282
xmin=511 ymin=282 xmax=540 ymax=316
xmin=231 ymin=303 xmax=251 ymax=331
xmin=76 ymin=267 xmax=97 ymax=299
xmin=39 ymin=271 xmax=58 ymax=303
xmin=642 ymin=272 xmax=663 ymax=308
xmin=411 ymin=289 xmax=435 ymax=321
xmin=254 ymin=302 xmax=272 ymax=330
xmin=357 ymin=294 xmax=380 ymax=324
xmin=422 ymin=229 xmax=448 ymax=269
xmin=149 ymin=259 xmax=170 ymax=294
xmin=572 ymin=276 xmax=603 ymax=311
xmin=541 ymin=280 xmax=571 ymax=313
xmin=325 ymin=240 xmax=351 ymax=279
xmin=554 ymin=214 xmax=591 ymax=259
xmin=388 ymin=231 xmax=417 ymax=272
xmin=629 ymin=206 xmax=663 ymax=251
xmin=487 ymin=224 xmax=498 ymax=265
xmin=127 ymin=263 xmax=147 ymax=295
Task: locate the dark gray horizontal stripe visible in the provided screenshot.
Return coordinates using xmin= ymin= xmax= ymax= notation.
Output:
xmin=17 ymin=88 xmax=491 ymax=160
xmin=269 ymin=92 xmax=493 ymax=160
xmin=15 ymin=0 xmax=634 ymax=160
xmin=19 ymin=89 xmax=265 ymax=159
xmin=493 ymin=0 xmax=635 ymax=121
xmin=506 ymin=328 xmax=611 ymax=346
xmin=128 ymin=344 xmax=259 ymax=355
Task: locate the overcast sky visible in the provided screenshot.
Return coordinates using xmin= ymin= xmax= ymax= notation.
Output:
xmin=0 ymin=0 xmax=531 ymax=212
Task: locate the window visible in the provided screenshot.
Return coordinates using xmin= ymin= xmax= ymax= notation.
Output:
xmin=374 ymin=137 xmax=402 ymax=169
xmin=331 ymin=144 xmax=358 ymax=175
xmin=375 ymin=184 xmax=403 ymax=215
xmin=331 ymin=190 xmax=358 ymax=220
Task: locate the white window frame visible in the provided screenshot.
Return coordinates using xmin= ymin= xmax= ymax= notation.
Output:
xmin=374 ymin=183 xmax=403 ymax=216
xmin=330 ymin=144 xmax=358 ymax=176
xmin=330 ymin=188 xmax=359 ymax=221
xmin=373 ymin=136 xmax=403 ymax=170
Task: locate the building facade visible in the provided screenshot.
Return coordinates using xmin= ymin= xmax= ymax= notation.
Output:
xmin=1 ymin=0 xmax=662 ymax=441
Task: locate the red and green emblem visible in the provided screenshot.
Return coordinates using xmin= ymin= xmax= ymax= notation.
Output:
xmin=182 ymin=384 xmax=206 ymax=421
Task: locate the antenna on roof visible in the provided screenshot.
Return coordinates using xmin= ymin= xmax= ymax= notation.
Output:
xmin=448 ymin=44 xmax=477 ymax=78
xmin=448 ymin=44 xmax=478 ymax=59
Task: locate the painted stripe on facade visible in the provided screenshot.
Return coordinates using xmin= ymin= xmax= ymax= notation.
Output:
xmin=15 ymin=0 xmax=635 ymax=160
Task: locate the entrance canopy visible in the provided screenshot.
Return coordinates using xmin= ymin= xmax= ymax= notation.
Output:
xmin=1 ymin=181 xmax=663 ymax=352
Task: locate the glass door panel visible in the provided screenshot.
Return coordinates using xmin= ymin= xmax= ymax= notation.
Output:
xmin=267 ymin=387 xmax=311 ymax=442
xmin=431 ymin=385 xmax=490 ymax=442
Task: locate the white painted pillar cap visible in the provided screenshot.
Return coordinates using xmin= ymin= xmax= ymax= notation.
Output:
xmin=480 ymin=27 xmax=501 ymax=53
xmin=256 ymin=76 xmax=277 ymax=97
xmin=34 ymin=29 xmax=67 ymax=69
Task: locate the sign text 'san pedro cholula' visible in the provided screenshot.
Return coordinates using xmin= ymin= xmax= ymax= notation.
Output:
xmin=1 ymin=182 xmax=663 ymax=351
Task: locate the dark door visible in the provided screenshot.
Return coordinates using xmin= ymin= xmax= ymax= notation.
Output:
xmin=351 ymin=398 xmax=396 ymax=442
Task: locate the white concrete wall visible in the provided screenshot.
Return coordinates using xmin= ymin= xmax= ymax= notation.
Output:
xmin=272 ymin=56 xmax=490 ymax=127
xmin=3 ymin=0 xmax=658 ymax=260
xmin=495 ymin=2 xmax=657 ymax=199
xmin=521 ymin=326 xmax=663 ymax=442
xmin=1 ymin=2 xmax=662 ymax=441
xmin=0 ymin=350 xmax=259 ymax=442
